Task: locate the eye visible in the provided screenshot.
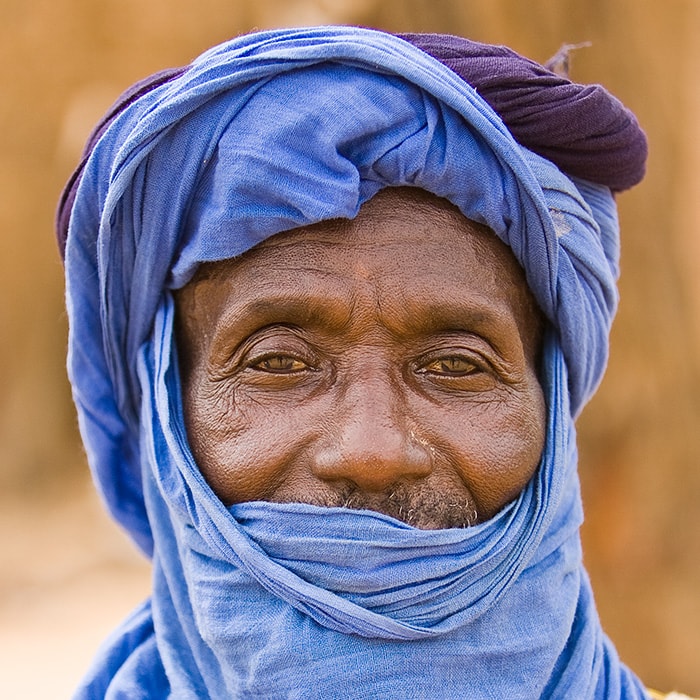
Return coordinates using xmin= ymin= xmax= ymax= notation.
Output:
xmin=421 ymin=355 xmax=481 ymax=377
xmin=251 ymin=354 xmax=310 ymax=374
xmin=415 ymin=350 xmax=497 ymax=392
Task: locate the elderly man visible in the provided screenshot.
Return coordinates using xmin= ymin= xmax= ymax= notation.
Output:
xmin=57 ymin=25 xmax=683 ymax=699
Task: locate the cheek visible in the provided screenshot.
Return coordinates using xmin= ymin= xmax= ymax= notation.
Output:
xmin=182 ymin=378 xmax=321 ymax=505
xmin=431 ymin=381 xmax=546 ymax=518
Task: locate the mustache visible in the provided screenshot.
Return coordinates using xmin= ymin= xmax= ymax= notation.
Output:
xmin=300 ymin=482 xmax=480 ymax=530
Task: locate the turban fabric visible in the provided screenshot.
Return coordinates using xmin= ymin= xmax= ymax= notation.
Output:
xmin=60 ymin=27 xmax=649 ymax=699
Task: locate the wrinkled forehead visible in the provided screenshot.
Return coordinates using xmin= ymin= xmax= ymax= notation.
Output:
xmin=181 ymin=186 xmax=545 ymax=364
xmin=197 ymin=186 xmax=506 ymax=270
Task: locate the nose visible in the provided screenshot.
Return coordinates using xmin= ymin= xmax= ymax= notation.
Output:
xmin=311 ymin=373 xmax=432 ymax=492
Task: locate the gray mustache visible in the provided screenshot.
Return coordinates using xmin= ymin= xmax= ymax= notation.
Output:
xmin=299 ymin=482 xmax=480 ymax=530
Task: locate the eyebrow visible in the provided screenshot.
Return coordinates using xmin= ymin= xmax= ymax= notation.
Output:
xmin=213 ymin=290 xmax=356 ymax=339
xmin=210 ymin=286 xmax=522 ymax=361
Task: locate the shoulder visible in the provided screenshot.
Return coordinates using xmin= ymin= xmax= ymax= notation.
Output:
xmin=648 ymin=691 xmax=699 ymax=700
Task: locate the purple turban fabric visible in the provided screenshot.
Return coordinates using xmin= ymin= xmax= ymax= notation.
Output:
xmin=400 ymin=33 xmax=647 ymax=192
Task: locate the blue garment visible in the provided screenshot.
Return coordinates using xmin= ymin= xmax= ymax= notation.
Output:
xmin=65 ymin=26 xmax=648 ymax=699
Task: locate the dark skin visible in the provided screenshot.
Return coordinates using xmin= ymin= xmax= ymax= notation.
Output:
xmin=175 ymin=188 xmax=546 ymax=529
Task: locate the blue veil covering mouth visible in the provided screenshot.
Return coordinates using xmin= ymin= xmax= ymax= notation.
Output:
xmin=61 ymin=26 xmax=649 ymax=699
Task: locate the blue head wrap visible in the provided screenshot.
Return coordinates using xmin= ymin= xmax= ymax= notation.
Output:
xmin=63 ymin=26 xmax=648 ymax=699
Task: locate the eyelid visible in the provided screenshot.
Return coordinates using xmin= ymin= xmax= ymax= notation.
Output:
xmin=416 ymin=341 xmax=493 ymax=368
xmin=419 ymin=355 xmax=482 ymax=375
xmin=412 ymin=334 xmax=514 ymax=388
xmin=228 ymin=325 xmax=319 ymax=373
xmin=412 ymin=348 xmax=499 ymax=395
xmin=247 ymin=352 xmax=313 ymax=373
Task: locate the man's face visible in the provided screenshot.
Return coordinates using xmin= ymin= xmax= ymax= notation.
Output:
xmin=176 ymin=188 xmax=546 ymax=529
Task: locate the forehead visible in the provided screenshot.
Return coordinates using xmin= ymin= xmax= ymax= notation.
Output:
xmin=180 ymin=187 xmax=540 ymax=348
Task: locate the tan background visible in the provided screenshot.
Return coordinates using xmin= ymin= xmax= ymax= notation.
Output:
xmin=1 ymin=1 xmax=699 ymax=697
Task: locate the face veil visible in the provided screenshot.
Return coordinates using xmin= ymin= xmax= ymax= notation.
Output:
xmin=59 ymin=27 xmax=648 ymax=699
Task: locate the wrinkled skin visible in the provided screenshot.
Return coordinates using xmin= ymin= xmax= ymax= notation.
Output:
xmin=175 ymin=188 xmax=546 ymax=529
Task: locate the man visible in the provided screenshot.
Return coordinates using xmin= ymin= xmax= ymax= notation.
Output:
xmin=57 ymin=25 xmax=681 ymax=699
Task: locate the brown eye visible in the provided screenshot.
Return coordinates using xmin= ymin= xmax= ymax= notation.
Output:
xmin=252 ymin=355 xmax=309 ymax=373
xmin=422 ymin=356 xmax=480 ymax=376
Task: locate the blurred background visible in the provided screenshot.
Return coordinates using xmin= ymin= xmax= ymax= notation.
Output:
xmin=1 ymin=0 xmax=698 ymax=697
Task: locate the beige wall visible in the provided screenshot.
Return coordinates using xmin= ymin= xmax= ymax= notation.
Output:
xmin=1 ymin=0 xmax=698 ymax=694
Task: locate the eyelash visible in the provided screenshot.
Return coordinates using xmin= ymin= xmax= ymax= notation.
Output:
xmin=419 ymin=355 xmax=483 ymax=377
xmin=249 ymin=353 xmax=313 ymax=374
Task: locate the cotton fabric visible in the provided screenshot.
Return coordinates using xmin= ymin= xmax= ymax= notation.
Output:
xmin=62 ymin=26 xmax=649 ymax=698
xmin=399 ymin=33 xmax=647 ymax=193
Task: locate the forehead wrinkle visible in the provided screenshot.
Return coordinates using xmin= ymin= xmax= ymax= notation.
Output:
xmin=373 ymin=290 xmax=523 ymax=357
xmin=184 ymin=187 xmax=541 ymax=359
xmin=213 ymin=278 xmax=359 ymax=339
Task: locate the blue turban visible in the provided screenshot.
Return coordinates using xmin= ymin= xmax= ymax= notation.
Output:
xmin=61 ymin=26 xmax=649 ymax=699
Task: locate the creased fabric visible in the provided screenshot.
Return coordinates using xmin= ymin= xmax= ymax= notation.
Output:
xmin=399 ymin=32 xmax=647 ymax=192
xmin=63 ymin=26 xmax=648 ymax=699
